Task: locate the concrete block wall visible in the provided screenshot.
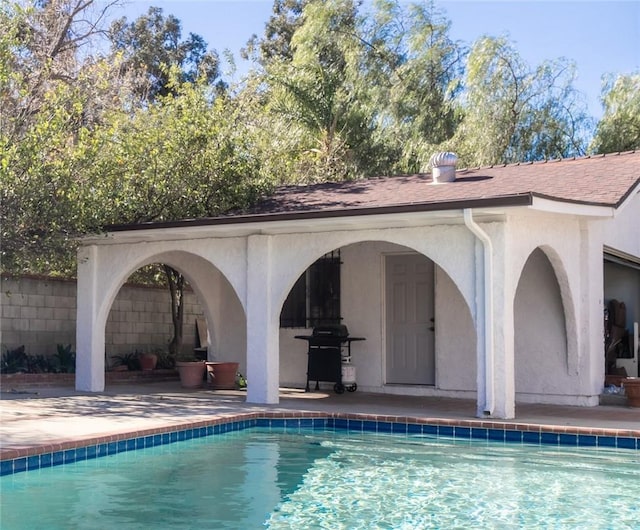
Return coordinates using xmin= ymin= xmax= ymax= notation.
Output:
xmin=1 ymin=275 xmax=204 ymax=359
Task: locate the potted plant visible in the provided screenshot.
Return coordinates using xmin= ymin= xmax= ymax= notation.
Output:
xmin=622 ymin=377 xmax=640 ymax=407
xmin=205 ymin=361 xmax=240 ymax=390
xmin=175 ymin=354 xmax=206 ymax=388
xmin=138 ymin=351 xmax=158 ymax=371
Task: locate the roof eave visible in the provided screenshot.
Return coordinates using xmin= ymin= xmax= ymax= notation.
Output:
xmin=104 ymin=194 xmax=534 ymax=234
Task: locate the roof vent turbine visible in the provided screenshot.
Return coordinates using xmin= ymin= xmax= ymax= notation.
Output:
xmin=429 ymin=152 xmax=458 ymax=183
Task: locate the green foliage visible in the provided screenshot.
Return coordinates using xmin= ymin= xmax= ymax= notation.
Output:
xmin=1 ymin=346 xmax=28 ymax=374
xmin=112 ymin=351 xmax=141 ymax=371
xmin=452 ymin=36 xmax=591 ymax=167
xmin=590 ymin=72 xmax=640 ymax=154
xmin=109 ymin=6 xmax=225 ymax=101
xmin=2 ymin=0 xmax=634 ymax=284
xmin=53 ymin=343 xmax=76 ymax=373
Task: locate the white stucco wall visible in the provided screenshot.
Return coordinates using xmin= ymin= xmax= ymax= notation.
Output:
xmin=278 ymin=239 xmax=477 ymax=396
xmin=514 ymin=248 xmax=569 ymax=395
xmin=77 ymin=195 xmax=638 ymax=413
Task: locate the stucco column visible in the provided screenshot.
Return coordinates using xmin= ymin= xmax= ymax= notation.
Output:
xmin=245 ymin=235 xmax=280 ymax=404
xmin=75 ymin=245 xmax=105 ymax=391
xmin=489 ymin=238 xmax=516 ymax=419
xmin=580 ymin=221 xmax=605 ymax=401
xmin=467 ymin=218 xmax=515 ymax=419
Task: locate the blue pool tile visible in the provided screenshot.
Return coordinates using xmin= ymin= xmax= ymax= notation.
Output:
xmin=177 ymin=430 xmax=186 ymax=441
xmin=505 ymin=430 xmax=522 ymax=443
xmin=422 ymin=425 xmax=438 ymax=436
xmin=85 ymin=446 xmax=97 ymax=460
xmin=40 ymin=453 xmax=53 ymax=468
xmin=283 ymin=419 xmax=300 ymax=429
xmin=362 ymin=420 xmax=377 ymax=432
xmin=333 ymin=418 xmax=349 ymax=430
xmin=13 ymin=458 xmax=26 ymax=473
xmin=407 ymin=423 xmax=422 ymax=434
xmin=117 ymin=440 xmax=127 ymax=453
xmin=107 ymin=442 xmax=117 ymax=455
xmin=98 ymin=444 xmax=108 ymax=457
xmin=27 ymin=455 xmax=40 ymax=471
xmin=540 ymin=432 xmax=559 ymax=445
xmin=153 ymin=434 xmax=162 ymax=445
xmin=559 ymin=434 xmax=578 ymax=446
xmin=53 ymin=451 xmax=65 ymax=466
xmin=377 ymin=422 xmax=392 ymax=433
xmin=76 ymin=447 xmax=87 ymax=462
xmin=126 ymin=439 xmax=136 ymax=451
xmin=64 ymin=449 xmax=77 ymax=464
xmin=299 ymin=418 xmax=314 ymax=428
xmin=454 ymin=426 xmax=471 ymax=439
xmin=136 ymin=437 xmax=145 ymax=449
xmin=438 ymin=426 xmax=454 ymax=438
xmin=270 ymin=419 xmax=286 ymax=429
xmin=1 ymin=459 xmax=14 ymax=476
xmin=488 ymin=429 xmax=505 ymax=442
xmin=206 ymin=426 xmax=214 ymax=436
xmin=616 ymin=437 xmax=636 ymax=450
xmin=597 ymin=436 xmax=617 ymax=448
xmin=348 ymin=419 xmax=363 ymax=432
xmin=185 ymin=430 xmax=193 ymax=440
xmin=471 ymin=428 xmax=488 ymax=440
xmin=577 ymin=434 xmax=597 ymax=447
xmin=392 ymin=423 xmax=407 ymax=435
xmin=170 ymin=431 xmax=179 ymax=442
xmin=522 ymin=432 xmax=540 ymax=445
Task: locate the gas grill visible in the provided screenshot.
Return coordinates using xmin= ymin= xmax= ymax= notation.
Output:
xmin=295 ymin=325 xmax=365 ymax=394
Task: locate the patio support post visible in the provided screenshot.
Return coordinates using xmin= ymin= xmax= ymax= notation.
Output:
xmin=245 ymin=235 xmax=280 ymax=404
xmin=464 ymin=211 xmax=515 ymax=419
xmin=75 ymin=245 xmax=105 ymax=392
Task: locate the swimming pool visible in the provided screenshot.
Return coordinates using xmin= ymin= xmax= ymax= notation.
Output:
xmin=2 ymin=424 xmax=639 ymax=529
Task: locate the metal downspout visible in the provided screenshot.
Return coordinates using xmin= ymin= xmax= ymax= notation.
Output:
xmin=463 ymin=209 xmax=495 ymax=416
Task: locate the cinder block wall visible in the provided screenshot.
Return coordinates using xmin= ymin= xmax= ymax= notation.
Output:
xmin=1 ymin=275 xmax=204 ymax=359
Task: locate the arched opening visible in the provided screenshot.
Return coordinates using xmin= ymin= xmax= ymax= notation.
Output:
xmin=277 ymin=240 xmax=476 ymax=396
xmin=514 ymin=248 xmax=568 ymax=396
xmin=99 ymin=251 xmax=246 ymax=385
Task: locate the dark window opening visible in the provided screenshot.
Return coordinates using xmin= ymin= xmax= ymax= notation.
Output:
xmin=280 ymin=250 xmax=341 ymax=328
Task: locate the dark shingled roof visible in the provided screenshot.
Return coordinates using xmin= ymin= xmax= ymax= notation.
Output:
xmin=108 ymin=151 xmax=640 ymax=232
xmin=252 ymin=150 xmax=640 ymax=214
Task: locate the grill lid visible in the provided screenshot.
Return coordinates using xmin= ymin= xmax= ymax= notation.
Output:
xmin=312 ymin=324 xmax=349 ymax=338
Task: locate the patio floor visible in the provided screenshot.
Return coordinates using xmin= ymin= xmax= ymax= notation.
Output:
xmin=1 ymin=381 xmax=638 ymax=458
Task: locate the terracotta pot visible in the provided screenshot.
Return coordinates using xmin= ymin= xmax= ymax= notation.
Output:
xmin=139 ymin=353 xmax=157 ymax=371
xmin=176 ymin=361 xmax=206 ymax=388
xmin=622 ymin=378 xmax=640 ymax=407
xmin=206 ymin=362 xmax=239 ymax=390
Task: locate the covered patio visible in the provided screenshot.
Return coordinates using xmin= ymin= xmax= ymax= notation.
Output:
xmin=75 ymin=152 xmax=640 ymax=420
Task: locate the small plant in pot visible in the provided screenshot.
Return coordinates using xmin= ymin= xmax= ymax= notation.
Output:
xmin=175 ymin=353 xmax=206 ymax=388
xmin=138 ymin=351 xmax=158 ymax=371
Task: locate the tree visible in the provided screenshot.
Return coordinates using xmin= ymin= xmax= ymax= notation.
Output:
xmin=361 ymin=0 xmax=464 ymax=173
xmin=591 ymin=72 xmax=640 ymax=154
xmin=109 ymin=6 xmax=224 ymax=101
xmin=242 ymin=0 xmax=307 ymax=65
xmin=452 ymin=36 xmax=591 ymax=167
xmin=1 ymin=0 xmax=127 ymax=275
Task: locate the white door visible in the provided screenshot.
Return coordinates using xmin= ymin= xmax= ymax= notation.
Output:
xmin=385 ymin=254 xmax=435 ymax=385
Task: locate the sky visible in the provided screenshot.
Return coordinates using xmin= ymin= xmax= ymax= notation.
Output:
xmin=106 ymin=0 xmax=640 ymax=120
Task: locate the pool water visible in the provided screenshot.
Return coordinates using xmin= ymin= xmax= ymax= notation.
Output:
xmin=1 ymin=428 xmax=638 ymax=529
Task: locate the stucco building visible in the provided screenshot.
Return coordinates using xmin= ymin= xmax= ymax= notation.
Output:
xmin=76 ymin=151 xmax=640 ymax=419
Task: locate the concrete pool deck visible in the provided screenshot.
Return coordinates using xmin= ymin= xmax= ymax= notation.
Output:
xmin=1 ymin=382 xmax=638 ymax=459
